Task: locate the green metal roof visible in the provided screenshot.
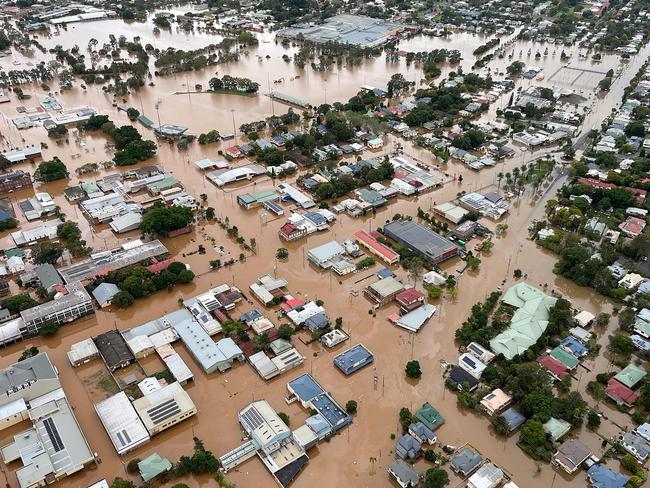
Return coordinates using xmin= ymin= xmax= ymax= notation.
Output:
xmin=490 ymin=283 xmax=557 ymax=360
xmin=138 ymin=453 xmax=172 ymax=482
xmin=550 ymin=346 xmax=579 ymax=369
xmin=239 ymin=189 xmax=278 ymax=205
xmin=415 ymin=402 xmax=445 ymax=431
xmin=138 ymin=114 xmax=154 ymax=128
xmin=543 ymin=417 xmax=571 ymax=441
xmin=147 ymin=177 xmax=179 ymax=192
xmin=634 ymin=318 xmax=650 ymax=337
xmin=5 ymin=248 xmax=24 ymax=258
xmin=614 ymin=363 xmax=646 ymax=389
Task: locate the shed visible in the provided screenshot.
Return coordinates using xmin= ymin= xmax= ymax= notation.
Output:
xmin=138 ymin=453 xmax=172 ymax=482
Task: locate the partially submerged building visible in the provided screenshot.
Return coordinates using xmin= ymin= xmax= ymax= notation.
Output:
xmin=132 ymin=382 xmax=197 ymax=436
xmin=19 ymin=281 xmax=94 ymax=335
xmin=383 ymin=220 xmax=460 ymax=265
xmin=552 ymin=439 xmax=591 ymax=474
xmin=332 ymin=344 xmax=374 ymax=375
xmin=489 ymin=283 xmax=557 ymax=360
xmin=95 ymin=392 xmax=150 ymax=455
xmin=58 ymin=240 xmax=168 ymax=284
xmin=0 ymin=353 xmax=95 ymax=488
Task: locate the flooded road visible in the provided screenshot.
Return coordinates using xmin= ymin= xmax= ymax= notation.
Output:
xmin=0 ymin=10 xmax=647 ymax=488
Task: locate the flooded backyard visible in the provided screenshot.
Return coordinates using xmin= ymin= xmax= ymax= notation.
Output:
xmin=0 ymin=8 xmax=648 ymax=488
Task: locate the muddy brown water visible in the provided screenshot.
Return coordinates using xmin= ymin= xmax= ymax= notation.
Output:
xmin=0 ymin=12 xmax=648 ymax=488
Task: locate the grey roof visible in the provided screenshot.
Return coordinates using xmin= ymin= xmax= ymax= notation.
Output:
xmin=58 ymin=240 xmax=168 ymax=284
xmin=409 ymin=421 xmax=436 ymax=442
xmin=450 ymin=447 xmax=482 ymax=475
xmin=396 ymin=434 xmax=421 ymax=460
xmin=94 ymin=330 xmax=135 ymax=369
xmin=555 ymin=439 xmax=591 ymax=470
xmin=0 ymin=352 xmax=57 ymax=395
xmin=500 ymin=407 xmax=526 ymax=431
xmin=7 ymin=397 xmax=94 ymax=488
xmin=288 ymin=373 xmax=325 ymax=402
xmin=34 ymin=264 xmax=63 ymax=290
xmin=383 ymin=219 xmax=459 ymax=263
xmin=20 ymin=281 xmax=93 ymax=324
xmin=92 ymin=282 xmax=120 ymax=305
xmin=621 ymin=432 xmax=650 ymax=460
xmin=171 ymin=309 xmax=243 ymax=372
xmin=389 ymin=459 xmax=419 ymax=486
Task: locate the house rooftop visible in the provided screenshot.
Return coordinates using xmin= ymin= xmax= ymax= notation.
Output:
xmin=614 ymin=363 xmax=646 ymax=389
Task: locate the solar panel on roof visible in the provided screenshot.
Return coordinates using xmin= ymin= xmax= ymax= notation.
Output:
xmin=462 ymin=356 xmax=477 ymax=368
xmin=122 ymin=429 xmax=131 ymax=444
xmin=148 ymin=398 xmax=181 ymax=425
xmin=43 ymin=417 xmax=64 ymax=452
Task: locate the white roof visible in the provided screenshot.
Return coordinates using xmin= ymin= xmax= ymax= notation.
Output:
xmin=0 ymin=318 xmax=24 ymax=345
xmin=423 ymin=270 xmax=446 ymax=286
xmin=0 ymin=398 xmax=27 ymax=421
xmin=249 ymin=351 xmax=280 ymax=379
xmin=67 ymin=338 xmax=99 ymax=366
xmin=126 ymin=335 xmax=154 ymax=356
xmin=95 ymin=392 xmax=150 ymax=455
xmin=574 ymin=310 xmax=595 ymax=327
xmin=162 ymin=352 xmax=194 ymax=384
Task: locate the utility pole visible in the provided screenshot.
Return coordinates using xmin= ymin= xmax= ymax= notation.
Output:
xmin=231 ymin=109 xmax=237 ymax=145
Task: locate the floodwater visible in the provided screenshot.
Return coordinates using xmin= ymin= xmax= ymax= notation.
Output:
xmin=0 ymin=9 xmax=648 ymax=488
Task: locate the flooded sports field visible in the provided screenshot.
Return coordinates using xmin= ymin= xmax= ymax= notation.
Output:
xmin=0 ymin=7 xmax=648 ymax=488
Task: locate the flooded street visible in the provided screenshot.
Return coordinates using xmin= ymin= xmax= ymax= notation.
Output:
xmin=0 ymin=8 xmax=648 ymax=488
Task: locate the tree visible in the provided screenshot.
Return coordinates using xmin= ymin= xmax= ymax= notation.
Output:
xmin=276 ymin=248 xmax=289 ymax=259
xmin=422 ymin=467 xmax=449 ymax=488
xmin=345 ymin=400 xmax=358 ymax=414
xmin=405 ymin=360 xmax=422 ymax=379
xmin=34 ymin=157 xmax=68 ymax=182
xmin=3 ymin=294 xmax=38 ymax=314
xmin=176 ymin=269 xmax=195 ymax=283
xmin=110 ymin=478 xmax=136 ymax=488
xmin=426 ymin=284 xmax=443 ymax=299
xmin=520 ymin=419 xmax=546 ymax=448
xmin=481 ymin=240 xmax=494 ymax=252
xmin=621 ymin=454 xmax=639 ymax=473
xmin=140 ymin=205 xmax=193 ymax=236
xmin=205 ymin=207 xmax=215 ymax=219
xmin=595 ymin=313 xmax=610 ymax=327
xmin=253 ymin=333 xmax=271 ymax=352
xmin=278 ymin=412 xmax=290 ymax=426
xmin=18 ymin=346 xmax=39 ymax=362
xmin=618 ymin=307 xmax=636 ymax=330
xmin=126 ymin=107 xmax=140 ymax=121
xmin=492 ymin=414 xmax=510 ymax=435
xmin=126 ymin=458 xmax=141 ymax=474
xmin=608 ymin=335 xmax=635 ymax=356
xmin=175 ymin=437 xmax=220 ymax=475
xmin=387 ymin=73 xmax=414 ymax=96
xmin=587 ymin=411 xmax=601 ymax=429
xmin=467 ymin=255 xmax=481 ymax=270
xmin=39 ymin=320 xmax=59 ymax=337
xmin=32 ymin=241 xmax=64 ymax=264
xmin=278 ymin=324 xmax=293 ymax=340
xmin=112 ymin=290 xmax=134 ymax=308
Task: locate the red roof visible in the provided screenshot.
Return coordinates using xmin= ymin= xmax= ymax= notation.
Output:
xmin=396 ymin=288 xmax=425 ymax=305
xmin=577 ymin=178 xmax=647 ymax=203
xmin=147 ymin=258 xmax=175 ymax=273
xmin=280 ymin=223 xmax=298 ymax=234
xmin=606 ymin=378 xmax=639 ymax=405
xmin=52 ymin=284 xmax=68 ymax=295
xmin=213 ymin=309 xmax=229 ymax=323
xmin=354 ymin=229 xmax=400 ymax=263
xmin=538 ymin=355 xmax=569 ymax=379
